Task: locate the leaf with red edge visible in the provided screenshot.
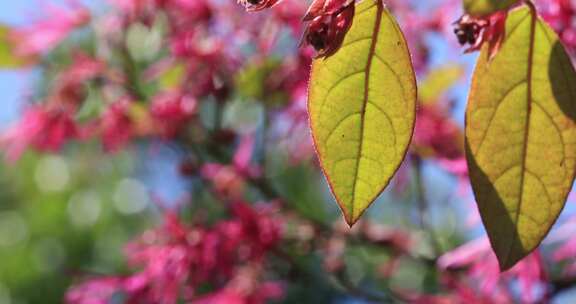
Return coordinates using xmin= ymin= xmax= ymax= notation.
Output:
xmin=466 ymin=5 xmax=576 ymax=270
xmin=308 ymin=0 xmax=417 ymax=225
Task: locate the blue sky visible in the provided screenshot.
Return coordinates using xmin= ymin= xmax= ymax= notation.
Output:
xmin=0 ymin=0 xmax=100 ymax=126
xmin=0 ymin=1 xmax=34 ymax=126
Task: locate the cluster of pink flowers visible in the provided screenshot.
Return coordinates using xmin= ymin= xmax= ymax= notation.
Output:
xmin=434 ymin=238 xmax=548 ymax=303
xmin=0 ymin=0 xmax=472 ymax=168
xmin=6 ymin=0 xmax=576 ymax=303
xmin=0 ymin=0 xmax=319 ymax=163
xmin=539 ymin=0 xmax=576 ymax=51
xmin=414 ymin=104 xmax=463 ymax=162
xmin=67 ymin=202 xmax=284 ymax=304
xmin=10 ymin=1 xmax=90 ymax=58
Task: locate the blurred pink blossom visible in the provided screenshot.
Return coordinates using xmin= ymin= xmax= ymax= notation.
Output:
xmin=1 ymin=106 xmax=78 ymax=161
xmin=66 ymin=277 xmax=123 ymax=304
xmin=538 ymin=0 xmax=576 ymax=51
xmin=100 ymin=99 xmax=135 ymax=152
xmin=67 ymin=203 xmax=284 ymax=304
xmin=549 ymin=217 xmax=576 ymax=275
xmin=438 ymin=237 xmax=548 ymax=303
xmin=233 ymin=135 xmax=261 ymax=178
xmin=11 ymin=1 xmax=90 ymax=57
xmin=201 ymin=134 xmax=262 ymax=199
xmin=150 ymin=91 xmax=197 ymax=138
xmin=414 ymin=104 xmax=463 ymax=161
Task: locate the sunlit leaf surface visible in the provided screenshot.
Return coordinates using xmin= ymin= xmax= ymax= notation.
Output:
xmin=466 ymin=6 xmax=576 ymax=270
xmin=308 ymin=0 xmax=416 ymax=225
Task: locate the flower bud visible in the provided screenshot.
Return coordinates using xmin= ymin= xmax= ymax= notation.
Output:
xmin=238 ymin=0 xmax=282 ymax=12
xmin=302 ymin=0 xmax=355 ymax=58
xmin=453 ymin=11 xmax=507 ymax=59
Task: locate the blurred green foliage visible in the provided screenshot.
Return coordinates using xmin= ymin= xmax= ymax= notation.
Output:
xmin=0 ymin=147 xmax=153 ymax=303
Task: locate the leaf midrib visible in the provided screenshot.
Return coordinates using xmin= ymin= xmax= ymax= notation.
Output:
xmin=349 ymin=0 xmax=383 ymax=221
xmin=502 ymin=6 xmax=537 ymax=269
xmin=472 ymin=12 xmax=530 ymax=156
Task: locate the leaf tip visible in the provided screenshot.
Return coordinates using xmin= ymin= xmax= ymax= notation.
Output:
xmin=345 ymin=215 xmax=358 ymax=228
xmin=496 ymin=248 xmax=527 ymax=272
xmin=497 ymin=257 xmax=517 ymax=273
xmin=342 ymin=202 xmax=370 ymax=228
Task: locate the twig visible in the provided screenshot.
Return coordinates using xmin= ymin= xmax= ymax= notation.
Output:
xmin=411 ymin=154 xmax=442 ymax=255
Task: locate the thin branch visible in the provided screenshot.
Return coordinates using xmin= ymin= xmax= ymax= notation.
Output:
xmin=411 ymin=155 xmax=442 ymax=255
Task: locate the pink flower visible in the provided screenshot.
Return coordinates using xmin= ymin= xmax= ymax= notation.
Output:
xmin=201 ymin=164 xmax=247 ymax=200
xmin=238 ymin=0 xmax=283 ymax=12
xmin=195 ymin=280 xmax=284 ymax=304
xmin=413 ymin=104 xmax=463 ymax=161
xmin=169 ymin=30 xmax=225 ymax=65
xmin=230 ymin=201 xmax=283 ymax=258
xmin=200 ymin=134 xmax=263 ymax=198
xmin=66 ymin=277 xmax=123 ymax=304
xmin=52 ymin=53 xmax=106 ymax=108
xmin=150 ymin=91 xmax=197 ymax=138
xmin=124 ymin=241 xmax=193 ymax=303
xmin=11 ymin=1 xmax=90 ymax=57
xmin=270 ymin=0 xmax=308 ymax=34
xmin=438 ymin=237 xmax=548 ymax=303
xmin=233 ymin=135 xmax=261 ymax=178
xmin=1 ymin=106 xmax=78 ymax=161
xmin=195 ymin=289 xmax=245 ymax=304
xmin=160 ymin=0 xmax=213 ymax=24
xmin=538 ymin=0 xmax=576 ymax=51
xmin=100 ymin=99 xmax=135 ymax=152
xmin=548 ymin=217 xmax=576 ymax=274
xmin=67 ymin=203 xmax=284 ymax=304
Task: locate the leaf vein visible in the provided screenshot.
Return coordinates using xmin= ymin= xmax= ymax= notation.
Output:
xmin=317 ymin=71 xmax=364 ymax=123
xmin=474 ymin=80 xmax=527 ymax=155
xmin=367 ymin=100 xmax=397 ymax=150
xmin=324 ymin=112 xmax=361 ymax=148
xmin=349 ymin=1 xmax=383 ymax=219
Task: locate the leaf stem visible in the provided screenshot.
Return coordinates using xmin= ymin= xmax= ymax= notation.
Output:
xmin=411 ymin=154 xmax=442 ymax=254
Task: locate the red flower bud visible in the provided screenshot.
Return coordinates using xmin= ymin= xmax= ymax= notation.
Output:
xmin=454 ymin=11 xmax=508 ymax=59
xmin=303 ymin=0 xmax=354 ymax=21
xmin=238 ymin=0 xmax=282 ymax=12
xmin=302 ymin=0 xmax=355 ymax=58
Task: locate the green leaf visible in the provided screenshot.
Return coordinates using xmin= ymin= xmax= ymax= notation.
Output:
xmin=466 ymin=6 xmax=576 ymax=270
xmin=419 ymin=65 xmax=463 ymax=105
xmin=308 ymin=0 xmax=417 ymax=225
xmin=463 ymin=0 xmax=518 ymax=16
xmin=0 ymin=25 xmax=32 ymax=69
xmin=159 ymin=62 xmax=186 ymax=89
xmin=125 ymin=22 xmax=163 ymax=62
xmin=235 ymin=59 xmax=289 ymax=107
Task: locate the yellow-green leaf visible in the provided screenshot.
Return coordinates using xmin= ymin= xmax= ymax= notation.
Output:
xmin=159 ymin=62 xmax=186 ymax=89
xmin=308 ymin=0 xmax=417 ymax=225
xmin=0 ymin=25 xmax=32 ymax=69
xmin=235 ymin=59 xmax=289 ymax=107
xmin=466 ymin=6 xmax=576 ymax=270
xmin=463 ymin=0 xmax=518 ymax=17
xmin=419 ymin=64 xmax=463 ymax=105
